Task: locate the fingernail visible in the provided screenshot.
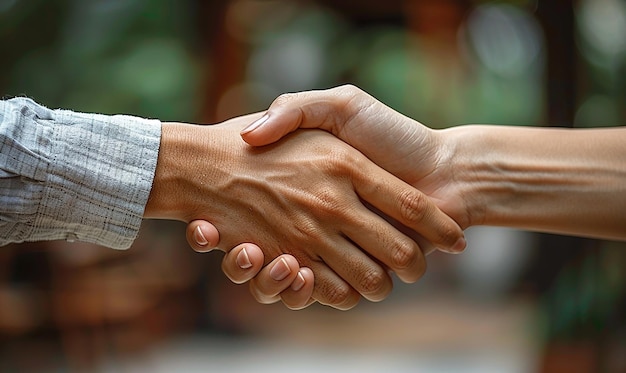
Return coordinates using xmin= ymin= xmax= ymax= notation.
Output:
xmin=236 ymin=247 xmax=253 ymax=269
xmin=291 ymin=271 xmax=306 ymax=291
xmin=241 ymin=114 xmax=268 ymax=135
xmin=270 ymin=257 xmax=291 ymax=281
xmin=194 ymin=226 xmax=209 ymax=246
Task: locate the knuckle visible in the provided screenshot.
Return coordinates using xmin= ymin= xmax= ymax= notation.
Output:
xmin=332 ymin=85 xmax=369 ymax=132
xmin=323 ymin=283 xmax=356 ymax=308
xmin=272 ymin=92 xmax=299 ymax=107
xmin=391 ymin=239 xmax=419 ymax=270
xmin=399 ymin=190 xmax=429 ymax=224
xmin=440 ymin=226 xmax=461 ymax=248
xmin=359 ymin=268 xmax=388 ymax=295
xmin=323 ymin=145 xmax=362 ymax=177
xmin=337 ymin=84 xmax=362 ymax=97
xmin=312 ymin=188 xmax=344 ymax=217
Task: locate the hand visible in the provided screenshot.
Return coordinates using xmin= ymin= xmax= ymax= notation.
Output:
xmin=145 ymin=113 xmax=464 ymax=309
xmin=241 ymin=85 xmax=474 ymax=242
xmin=239 ymin=84 xmax=626 ymax=246
xmin=186 ymin=220 xmax=315 ymax=310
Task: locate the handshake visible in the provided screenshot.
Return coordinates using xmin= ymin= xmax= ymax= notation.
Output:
xmin=145 ymin=85 xmax=626 ymax=310
xmin=3 ymin=85 xmax=623 ymax=311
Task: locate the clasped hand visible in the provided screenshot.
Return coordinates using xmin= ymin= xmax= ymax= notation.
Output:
xmin=180 ymin=84 xmax=626 ymax=310
xmin=158 ymin=86 xmax=467 ymax=310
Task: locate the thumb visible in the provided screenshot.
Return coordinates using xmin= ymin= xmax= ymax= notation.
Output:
xmin=240 ymin=109 xmax=303 ymax=146
xmin=240 ymin=86 xmax=356 ymax=146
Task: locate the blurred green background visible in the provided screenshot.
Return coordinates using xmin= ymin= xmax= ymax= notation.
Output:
xmin=1 ymin=0 xmax=625 ymax=372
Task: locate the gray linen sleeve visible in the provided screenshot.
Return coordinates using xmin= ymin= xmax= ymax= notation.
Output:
xmin=0 ymin=98 xmax=161 ymax=249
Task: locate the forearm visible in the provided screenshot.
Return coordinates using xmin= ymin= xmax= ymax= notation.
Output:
xmin=445 ymin=125 xmax=626 ymax=240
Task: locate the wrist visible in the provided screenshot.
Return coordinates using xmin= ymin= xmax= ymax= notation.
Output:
xmin=439 ymin=125 xmax=490 ymax=229
xmin=145 ymin=122 xmax=204 ymax=221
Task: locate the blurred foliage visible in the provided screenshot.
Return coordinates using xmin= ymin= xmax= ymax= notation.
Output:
xmin=574 ymin=0 xmax=626 ymax=127
xmin=540 ymin=242 xmax=626 ymax=341
xmin=0 ymin=0 xmax=201 ymax=121
xmin=0 ymin=1 xmax=625 ymax=370
xmin=238 ymin=1 xmax=546 ymax=127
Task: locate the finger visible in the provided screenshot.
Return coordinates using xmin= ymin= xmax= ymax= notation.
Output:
xmin=248 ymin=255 xmax=302 ymax=304
xmin=315 ymin=236 xmax=394 ymax=302
xmin=247 ymin=266 xmax=316 ymax=310
xmin=240 ymin=87 xmax=352 ymax=146
xmin=221 ymin=243 xmax=265 ymax=284
xmin=340 ymin=202 xmax=427 ymax=284
xmin=186 ymin=220 xmax=220 ymax=253
xmin=279 ymin=267 xmax=316 ymax=310
xmin=225 ymin=248 xmax=316 ymax=310
xmin=309 ymin=262 xmax=362 ymax=311
xmin=354 ymin=161 xmax=466 ymax=254
xmin=394 ymin=222 xmax=440 ymax=256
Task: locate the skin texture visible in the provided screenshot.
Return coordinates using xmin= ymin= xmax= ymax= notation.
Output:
xmin=145 ymin=113 xmax=464 ymax=309
xmin=241 ymin=85 xmax=626 ymax=240
xmin=228 ymin=84 xmax=625 ymax=305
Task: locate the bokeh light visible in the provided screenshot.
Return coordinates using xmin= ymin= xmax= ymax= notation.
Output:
xmin=1 ymin=1 xmax=624 ymax=372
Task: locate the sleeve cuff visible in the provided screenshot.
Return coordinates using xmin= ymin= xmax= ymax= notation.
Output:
xmin=38 ymin=104 xmax=161 ymax=249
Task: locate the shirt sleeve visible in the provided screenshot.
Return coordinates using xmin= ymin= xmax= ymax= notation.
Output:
xmin=0 ymin=97 xmax=161 ymax=249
